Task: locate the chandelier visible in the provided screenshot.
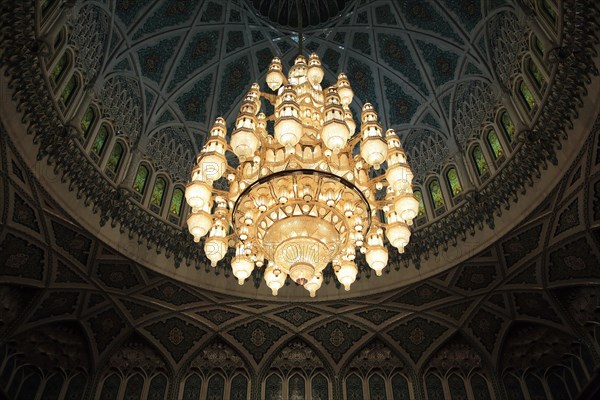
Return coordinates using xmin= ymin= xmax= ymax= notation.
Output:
xmin=185 ymin=53 xmax=417 ymax=297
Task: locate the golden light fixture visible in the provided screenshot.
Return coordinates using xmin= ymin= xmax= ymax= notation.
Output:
xmin=186 ymin=53 xmax=417 ymax=297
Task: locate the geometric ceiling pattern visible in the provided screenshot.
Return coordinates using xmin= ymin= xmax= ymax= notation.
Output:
xmin=2 ymin=108 xmax=600 ymax=398
xmin=93 ymin=0 xmax=508 ymax=180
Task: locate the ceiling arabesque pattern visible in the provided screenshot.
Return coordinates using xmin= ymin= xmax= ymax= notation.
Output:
xmin=1 ymin=117 xmax=600 ymax=397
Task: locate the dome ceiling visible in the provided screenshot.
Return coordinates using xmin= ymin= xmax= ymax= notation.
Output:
xmin=97 ymin=0 xmax=504 ymax=180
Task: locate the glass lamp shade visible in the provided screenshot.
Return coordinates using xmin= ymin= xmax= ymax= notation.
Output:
xmin=288 ymin=263 xmax=315 ymax=286
xmin=187 ymin=211 xmax=212 ymax=242
xmin=230 ymin=128 xmax=259 ymax=159
xmin=194 ymin=153 xmax=226 ymax=182
xmin=231 ymin=255 xmax=254 ymax=285
xmin=274 ymin=117 xmax=303 ymax=148
xmin=304 ymin=272 xmax=323 ymax=297
xmin=336 ymin=73 xmax=354 ymax=106
xmin=185 ymin=180 xmax=212 ymax=210
xmin=386 ymin=163 xmax=413 ymax=193
xmin=394 ymin=193 xmax=420 ymax=223
xmin=266 ymin=57 xmax=285 ymax=91
xmin=307 ymin=53 xmax=324 ymax=85
xmin=264 ymin=265 xmax=287 ymax=295
xmin=336 ymin=260 xmax=358 ymax=291
xmin=385 ymin=221 xmax=411 ymax=253
xmin=361 ymin=137 xmax=388 ymax=169
xmin=366 ymin=244 xmax=388 ymax=276
xmin=204 ymin=236 xmax=228 ymax=267
xmin=344 ymin=110 xmax=356 ymax=136
xmin=322 ymin=120 xmax=350 ymax=153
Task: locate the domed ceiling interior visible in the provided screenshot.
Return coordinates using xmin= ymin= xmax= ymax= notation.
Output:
xmin=1 ymin=0 xmax=600 ymax=398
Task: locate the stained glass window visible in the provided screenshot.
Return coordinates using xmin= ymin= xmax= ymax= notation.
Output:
xmin=147 ymin=374 xmax=167 ymax=400
xmin=206 ymin=374 xmax=225 ymax=400
xmin=16 ymin=368 xmax=41 ymax=400
xmin=182 ymin=374 xmax=202 ymax=400
xmin=528 ymin=59 xmax=545 ymax=89
xmin=525 ymin=374 xmax=547 ymax=399
xmin=425 ymin=374 xmax=444 ymax=400
xmin=311 ymin=374 xmax=329 ymax=400
xmin=346 ymin=374 xmax=364 ymax=400
xmin=503 ymin=374 xmax=525 ymax=400
xmin=542 ymin=0 xmax=557 ymax=24
xmin=446 ymin=168 xmax=463 ymax=196
xmin=106 ymin=142 xmax=124 ymax=173
xmin=414 ymin=190 xmax=426 ymax=218
xmin=519 ymin=80 xmax=535 ymax=111
xmin=133 ymin=165 xmax=149 ymax=194
xmin=169 ymin=188 xmax=184 ymax=216
xmin=265 ymin=374 xmax=282 ymax=400
xmin=472 ymin=146 xmax=489 ymax=176
xmin=501 ymin=112 xmax=516 ymax=142
xmin=428 ymin=179 xmax=445 ymax=208
xmin=288 ymin=374 xmax=305 ymax=400
xmin=470 ymin=374 xmax=492 ymax=400
xmin=51 ymin=52 xmax=68 ymax=83
xmin=391 ymin=374 xmax=411 ymax=400
xmin=63 ymin=373 xmax=86 ymax=400
xmin=60 ymin=74 xmax=78 ymax=107
xmin=98 ymin=374 xmax=121 ymax=400
xmin=91 ymin=126 xmax=108 ymax=156
xmin=123 ymin=374 xmax=144 ymax=400
xmin=448 ymin=374 xmax=468 ymax=399
xmin=534 ymin=36 xmax=545 ymax=57
xmin=150 ymin=177 xmax=167 ymax=207
xmin=42 ymin=373 xmax=64 ymax=399
xmin=368 ymin=374 xmax=387 ymax=400
xmin=41 ymin=0 xmax=57 ymax=15
xmin=487 ymin=130 xmax=504 ymax=159
xmin=81 ymin=107 xmax=95 ymax=139
xmin=231 ymin=374 xmax=248 ymax=400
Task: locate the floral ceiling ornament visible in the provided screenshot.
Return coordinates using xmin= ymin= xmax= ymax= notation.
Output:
xmin=185 ymin=53 xmax=417 ymax=297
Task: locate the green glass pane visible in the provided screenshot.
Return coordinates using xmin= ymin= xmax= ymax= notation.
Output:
xmin=487 ymin=130 xmax=504 ymax=159
xmin=91 ymin=126 xmax=108 ymax=155
xmin=60 ymin=75 xmax=77 ymax=106
xmin=151 ymin=178 xmax=167 ymax=206
xmin=414 ymin=190 xmax=426 ymax=217
xmin=429 ymin=180 xmax=445 ymax=208
xmin=446 ymin=168 xmax=463 ymax=196
xmin=542 ymin=0 xmax=557 ymax=24
xmin=534 ymin=36 xmax=545 ymax=57
xmin=41 ymin=0 xmax=55 ymax=13
xmin=51 ymin=53 xmax=67 ymax=82
xmin=169 ymin=188 xmax=184 ymax=216
xmin=81 ymin=107 xmax=95 ymax=138
xmin=529 ymin=59 xmax=545 ymax=88
xmin=133 ymin=165 xmax=149 ymax=193
xmin=501 ymin=112 xmax=516 ymax=142
xmin=519 ymin=81 xmax=535 ymax=111
xmin=472 ymin=146 xmax=489 ymax=176
xmin=106 ymin=143 xmax=124 ymax=173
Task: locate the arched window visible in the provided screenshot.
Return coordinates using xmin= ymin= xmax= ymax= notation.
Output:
xmin=500 ymin=112 xmax=516 ymax=143
xmin=231 ymin=374 xmax=249 ymax=400
xmin=391 ymin=374 xmax=411 ymax=400
xmin=446 ymin=168 xmax=463 ymax=197
xmin=81 ymin=106 xmax=96 ymax=139
xmin=346 ymin=374 xmax=364 ymax=400
xmin=41 ymin=0 xmax=58 ymax=18
xmin=470 ymin=374 xmax=492 ymax=400
xmin=123 ymin=374 xmax=144 ymax=399
xmin=289 ymin=373 xmax=306 ymax=400
xmin=148 ymin=374 xmax=167 ymax=400
xmin=60 ymin=74 xmax=79 ymax=109
xmin=425 ymin=373 xmax=444 ymax=400
xmin=472 ymin=146 xmax=489 ymax=177
xmin=106 ymin=142 xmax=125 ymax=176
xmin=64 ymin=373 xmax=87 ymax=399
xmin=414 ymin=190 xmax=426 ymax=218
xmin=503 ymin=374 xmax=525 ymax=400
xmin=311 ymin=374 xmax=329 ymax=400
xmin=41 ymin=373 xmax=64 ymax=399
xmin=541 ymin=0 xmax=557 ymax=25
xmin=428 ymin=179 xmax=445 ymax=209
xmin=133 ymin=165 xmax=150 ymax=194
xmin=91 ymin=125 xmax=109 ymax=158
xmin=206 ymin=374 xmax=225 ymax=400
xmin=527 ymin=58 xmax=545 ymax=89
xmin=13 ymin=366 xmax=42 ymax=400
xmin=181 ymin=373 xmax=202 ymax=400
xmin=265 ymin=374 xmax=282 ymax=399
xmin=519 ymin=80 xmax=536 ymax=111
xmin=150 ymin=177 xmax=167 ymax=208
xmin=525 ymin=373 xmax=547 ymax=399
xmin=448 ymin=374 xmax=468 ymax=399
xmin=368 ymin=374 xmax=387 ymax=399
xmin=169 ymin=188 xmax=184 ymax=216
xmin=98 ymin=374 xmax=121 ymax=400
xmin=533 ymin=36 xmax=545 ymax=58
xmin=51 ymin=52 xmax=69 ymax=84
xmin=487 ymin=130 xmax=504 ymax=160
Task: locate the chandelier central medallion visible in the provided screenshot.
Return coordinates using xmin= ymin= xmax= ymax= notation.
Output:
xmin=186 ymin=53 xmax=417 ymax=297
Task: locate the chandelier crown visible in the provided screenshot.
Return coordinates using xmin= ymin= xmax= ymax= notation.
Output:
xmin=186 ymin=52 xmax=417 ymax=297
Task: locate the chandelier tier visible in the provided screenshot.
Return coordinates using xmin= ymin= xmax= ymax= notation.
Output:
xmin=186 ymin=53 xmax=418 ymax=297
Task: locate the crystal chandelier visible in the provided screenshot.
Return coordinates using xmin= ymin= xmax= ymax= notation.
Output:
xmin=185 ymin=53 xmax=418 ymax=297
